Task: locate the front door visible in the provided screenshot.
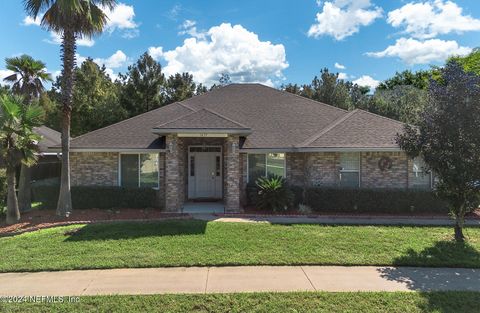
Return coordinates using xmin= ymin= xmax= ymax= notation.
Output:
xmin=188 ymin=146 xmax=222 ymax=199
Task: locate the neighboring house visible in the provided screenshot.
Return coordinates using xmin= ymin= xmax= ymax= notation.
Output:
xmin=32 ymin=126 xmax=61 ymax=181
xmin=50 ymin=84 xmax=432 ymax=212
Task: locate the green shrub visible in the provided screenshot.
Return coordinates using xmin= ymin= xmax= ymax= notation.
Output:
xmin=304 ymin=187 xmax=449 ymax=214
xmin=255 ymin=176 xmax=294 ymax=212
xmin=32 ymin=185 xmax=161 ymax=210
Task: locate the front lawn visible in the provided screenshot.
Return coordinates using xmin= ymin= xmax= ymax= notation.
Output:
xmin=1 ymin=292 xmax=479 ymax=313
xmin=0 ymin=220 xmax=479 ymax=272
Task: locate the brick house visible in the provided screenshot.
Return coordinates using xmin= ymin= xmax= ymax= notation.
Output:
xmin=59 ymin=84 xmax=432 ymax=212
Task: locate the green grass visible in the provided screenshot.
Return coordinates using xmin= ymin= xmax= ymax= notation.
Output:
xmin=0 ymin=220 xmax=479 ymax=272
xmin=1 ymin=292 xmax=479 ymax=313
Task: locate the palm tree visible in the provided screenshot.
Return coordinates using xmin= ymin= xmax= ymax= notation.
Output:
xmin=4 ymin=55 xmax=51 ymax=211
xmin=24 ymin=0 xmax=117 ymax=216
xmin=0 ymin=94 xmax=44 ymax=224
xmin=4 ymin=55 xmax=51 ymax=103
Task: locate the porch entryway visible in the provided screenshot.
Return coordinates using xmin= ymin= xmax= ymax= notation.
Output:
xmin=188 ymin=146 xmax=223 ymax=199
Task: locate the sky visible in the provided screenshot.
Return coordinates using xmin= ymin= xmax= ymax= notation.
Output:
xmin=0 ymin=0 xmax=479 ymax=90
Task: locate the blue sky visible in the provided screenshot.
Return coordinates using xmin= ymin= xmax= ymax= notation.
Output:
xmin=1 ymin=0 xmax=479 ymax=89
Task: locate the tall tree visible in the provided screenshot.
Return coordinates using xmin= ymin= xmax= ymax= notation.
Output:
xmin=0 ymin=95 xmax=43 ymax=224
xmin=164 ymin=73 xmax=196 ymax=104
xmin=377 ymin=70 xmax=431 ymax=90
xmin=450 ymin=48 xmax=480 ymax=75
xmin=25 ymin=0 xmax=117 ymax=217
xmin=119 ymin=52 xmax=165 ymax=117
xmin=371 ymin=85 xmax=428 ymax=124
xmin=3 ymin=55 xmax=51 ymax=103
xmin=3 ymin=55 xmax=51 ymax=211
xmin=397 ymin=62 xmax=480 ymax=242
xmin=51 ymin=59 xmax=125 ymax=136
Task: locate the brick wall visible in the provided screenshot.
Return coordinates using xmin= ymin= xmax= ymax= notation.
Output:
xmin=285 ymin=151 xmax=411 ymax=189
xmin=361 ymin=152 xmax=408 ymax=189
xmin=224 ymin=136 xmax=240 ymax=212
xmin=71 ymin=152 xmax=119 ymax=186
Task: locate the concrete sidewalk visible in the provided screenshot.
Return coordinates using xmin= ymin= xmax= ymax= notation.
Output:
xmin=1 ymin=266 xmax=479 ymax=296
xmin=196 ymin=214 xmax=480 ymax=226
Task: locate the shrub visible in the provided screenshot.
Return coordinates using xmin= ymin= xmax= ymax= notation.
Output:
xmin=255 ymin=175 xmax=294 ymax=212
xmin=304 ymin=187 xmax=449 ymax=214
xmin=32 ymin=185 xmax=161 ymax=210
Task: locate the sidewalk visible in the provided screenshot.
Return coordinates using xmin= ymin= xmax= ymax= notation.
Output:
xmin=197 ymin=214 xmax=480 ymax=226
xmin=1 ymin=266 xmax=479 ymax=296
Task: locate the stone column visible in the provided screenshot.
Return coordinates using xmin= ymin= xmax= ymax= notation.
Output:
xmin=224 ymin=135 xmax=240 ymax=212
xmin=165 ymin=135 xmax=181 ymax=211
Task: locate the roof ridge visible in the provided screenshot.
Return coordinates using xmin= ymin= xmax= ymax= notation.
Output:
xmin=155 ymin=108 xmax=202 ymax=128
xmin=355 ymin=108 xmax=407 ymax=126
xmin=202 ymin=107 xmax=250 ymax=129
xmin=298 ymin=109 xmax=358 ymax=147
xmin=267 ymin=85 xmax=349 ymax=114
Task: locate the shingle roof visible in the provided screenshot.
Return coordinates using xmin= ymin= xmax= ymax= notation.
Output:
xmin=301 ymin=110 xmax=405 ymax=149
xmin=65 ymin=84 xmax=405 ymax=151
xmin=34 ymin=126 xmax=61 ymax=152
xmin=154 ymin=108 xmax=251 ymax=131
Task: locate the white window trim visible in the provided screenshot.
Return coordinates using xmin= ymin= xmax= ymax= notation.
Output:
xmin=339 ymin=152 xmax=361 ymax=188
xmin=246 ymin=153 xmax=286 ymax=183
xmin=411 ymin=158 xmax=433 ymax=189
xmin=118 ymin=153 xmax=160 ymax=189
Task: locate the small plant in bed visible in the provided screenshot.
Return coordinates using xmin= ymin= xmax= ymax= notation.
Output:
xmin=255 ymin=175 xmax=294 ymax=212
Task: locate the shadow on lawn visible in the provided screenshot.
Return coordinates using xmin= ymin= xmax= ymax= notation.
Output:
xmin=64 ymin=220 xmax=207 ymax=241
xmin=378 ymin=240 xmax=480 ymax=312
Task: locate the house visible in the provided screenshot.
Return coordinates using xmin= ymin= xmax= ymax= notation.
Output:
xmin=31 ymin=126 xmax=61 ymax=181
xmin=54 ymin=84 xmax=432 ymax=212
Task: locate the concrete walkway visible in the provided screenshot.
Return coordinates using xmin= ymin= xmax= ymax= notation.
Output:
xmin=195 ymin=214 xmax=480 ymax=226
xmin=1 ymin=266 xmax=479 ymax=296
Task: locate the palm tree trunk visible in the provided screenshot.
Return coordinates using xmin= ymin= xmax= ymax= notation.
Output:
xmin=6 ymin=166 xmax=19 ymax=224
xmin=18 ymin=164 xmax=32 ymax=211
xmin=56 ymin=30 xmax=75 ymax=217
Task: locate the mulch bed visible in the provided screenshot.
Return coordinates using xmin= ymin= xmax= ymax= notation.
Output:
xmin=220 ymin=207 xmax=480 ymax=219
xmin=0 ymin=208 xmax=191 ymax=237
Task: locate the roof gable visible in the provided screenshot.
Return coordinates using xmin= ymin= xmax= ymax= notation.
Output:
xmin=64 ymin=83 xmax=406 ymax=151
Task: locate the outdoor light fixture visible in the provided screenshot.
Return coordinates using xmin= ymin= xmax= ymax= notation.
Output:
xmin=168 ymin=141 xmax=176 ymax=153
xmin=231 ymin=142 xmax=238 ymax=153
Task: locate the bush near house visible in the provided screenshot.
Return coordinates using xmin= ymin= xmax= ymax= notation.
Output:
xmin=304 ymin=187 xmax=448 ymax=214
xmin=32 ymin=185 xmax=160 ymax=210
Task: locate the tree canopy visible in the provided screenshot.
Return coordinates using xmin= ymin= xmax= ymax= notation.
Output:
xmin=397 ymin=62 xmax=480 ymax=242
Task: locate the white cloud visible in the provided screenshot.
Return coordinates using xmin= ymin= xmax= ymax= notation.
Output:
xmin=148 ymin=46 xmax=164 ymax=61
xmin=334 ymin=62 xmax=346 ymax=69
xmin=103 ymin=3 xmax=139 ymax=34
xmin=353 ymin=75 xmax=379 ymax=89
xmin=159 ymin=23 xmax=288 ymax=86
xmin=46 ymin=32 xmax=95 ymax=47
xmin=308 ymin=0 xmax=383 ymax=40
xmin=0 ymin=69 xmax=14 ymax=82
xmin=75 ymin=52 xmax=126 ymax=81
xmin=178 ymin=19 xmax=206 ymax=39
xmin=76 ymin=53 xmax=87 ymax=65
xmin=23 ymin=15 xmax=41 ymax=26
xmin=366 ymin=37 xmax=472 ymax=65
xmin=338 ymin=72 xmax=349 ymax=80
xmin=24 ymin=2 xmax=139 ymax=45
xmin=387 ymin=0 xmax=480 ymax=39
xmin=93 ymin=50 xmax=128 ymax=69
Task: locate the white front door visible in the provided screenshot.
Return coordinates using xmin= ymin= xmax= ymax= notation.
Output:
xmin=188 ymin=147 xmax=222 ymax=199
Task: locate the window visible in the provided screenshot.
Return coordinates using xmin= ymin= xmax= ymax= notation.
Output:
xmin=247 ymin=153 xmax=285 ymax=182
xmin=120 ymin=153 xmax=159 ymax=188
xmin=339 ymin=153 xmax=360 ymax=188
xmin=412 ymin=158 xmax=431 ymax=189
